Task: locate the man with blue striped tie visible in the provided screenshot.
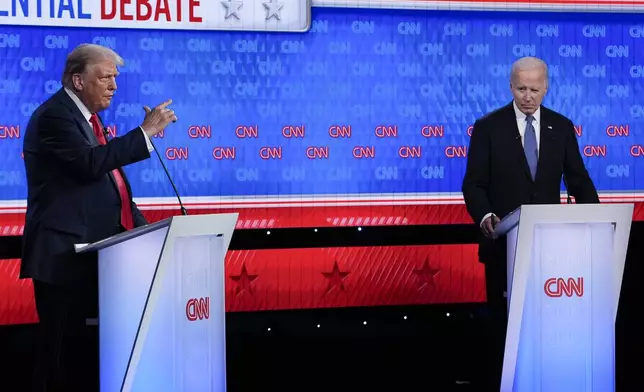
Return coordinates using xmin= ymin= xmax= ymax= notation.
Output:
xmin=462 ymin=56 xmax=599 ymax=390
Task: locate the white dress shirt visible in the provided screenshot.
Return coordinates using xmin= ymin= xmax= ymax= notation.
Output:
xmin=479 ymin=101 xmax=542 ymax=227
xmin=513 ymin=100 xmax=541 ymax=154
xmin=64 ymin=87 xmax=154 ymax=152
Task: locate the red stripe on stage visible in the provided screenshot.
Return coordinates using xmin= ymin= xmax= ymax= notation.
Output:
xmin=0 ymin=245 xmax=484 ymax=325
xmin=0 ymin=259 xmax=38 ymax=325
xmin=225 ymin=245 xmax=485 ymax=312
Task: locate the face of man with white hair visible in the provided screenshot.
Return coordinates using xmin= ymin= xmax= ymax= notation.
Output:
xmin=70 ymin=52 xmax=119 ymax=113
xmin=510 ymin=57 xmax=548 ymax=116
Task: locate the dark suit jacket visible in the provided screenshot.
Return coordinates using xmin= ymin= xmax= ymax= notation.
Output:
xmin=20 ymin=88 xmax=151 ymax=287
xmin=462 ymin=102 xmax=599 ymax=263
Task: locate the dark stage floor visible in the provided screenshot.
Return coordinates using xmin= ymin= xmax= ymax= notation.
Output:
xmin=1 ymin=302 xmax=641 ymax=391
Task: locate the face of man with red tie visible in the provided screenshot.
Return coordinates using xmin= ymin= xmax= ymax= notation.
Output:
xmin=62 ymin=44 xmax=123 ymax=114
xmin=71 ymin=59 xmax=118 ymax=113
xmin=510 ymin=57 xmax=548 ymax=116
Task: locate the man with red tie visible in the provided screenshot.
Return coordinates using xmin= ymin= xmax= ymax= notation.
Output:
xmin=21 ymin=43 xmax=178 ymax=391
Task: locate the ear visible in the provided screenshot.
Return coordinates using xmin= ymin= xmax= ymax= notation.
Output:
xmin=72 ymin=74 xmax=84 ymax=91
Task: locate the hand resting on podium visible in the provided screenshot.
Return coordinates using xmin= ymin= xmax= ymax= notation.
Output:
xmin=481 ymin=214 xmax=500 ymax=238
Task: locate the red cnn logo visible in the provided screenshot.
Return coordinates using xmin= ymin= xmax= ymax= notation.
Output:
xmin=544 ymin=277 xmax=584 ymax=298
xmin=186 ymin=297 xmax=210 ymax=321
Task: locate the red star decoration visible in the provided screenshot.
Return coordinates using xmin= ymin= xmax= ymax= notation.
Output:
xmin=322 ymin=261 xmax=350 ymax=294
xmin=229 ymin=263 xmax=259 ymax=296
xmin=413 ymin=259 xmax=440 ymax=290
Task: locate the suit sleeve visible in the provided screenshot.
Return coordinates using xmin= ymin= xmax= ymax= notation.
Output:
xmin=38 ymin=108 xmax=151 ymax=182
xmin=563 ymin=119 xmax=599 ymax=203
xmin=131 ymin=201 xmax=148 ymax=227
xmin=462 ymin=119 xmax=493 ymax=224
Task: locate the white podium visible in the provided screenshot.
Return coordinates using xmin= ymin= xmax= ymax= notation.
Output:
xmin=493 ymin=204 xmax=633 ymax=392
xmin=75 ymin=213 xmax=238 ymax=392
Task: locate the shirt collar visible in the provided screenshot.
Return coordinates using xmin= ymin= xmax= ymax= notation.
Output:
xmin=513 ymin=100 xmax=541 ymax=124
xmin=64 ymin=86 xmax=93 ymax=123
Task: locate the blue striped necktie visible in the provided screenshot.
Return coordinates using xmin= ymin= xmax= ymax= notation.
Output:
xmin=524 ymin=115 xmax=538 ymax=180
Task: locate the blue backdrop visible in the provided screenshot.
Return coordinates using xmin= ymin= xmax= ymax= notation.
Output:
xmin=0 ymin=9 xmax=642 ymax=200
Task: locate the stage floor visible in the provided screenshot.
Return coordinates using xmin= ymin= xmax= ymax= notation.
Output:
xmin=0 ymin=303 xmax=640 ymax=391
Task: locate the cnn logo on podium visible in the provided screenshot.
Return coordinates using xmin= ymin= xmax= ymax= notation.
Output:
xmin=544 ymin=277 xmax=584 ymax=298
xmin=186 ymin=297 xmax=210 ymax=321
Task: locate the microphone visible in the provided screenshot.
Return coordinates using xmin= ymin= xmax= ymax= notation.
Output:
xmin=102 ymin=124 xmax=188 ymax=215
xmin=98 ymin=114 xmax=187 ymax=216
xmin=149 ymin=137 xmax=188 ymax=216
xmin=562 ymin=173 xmax=572 ymax=204
xmin=557 ymin=157 xmax=572 ymax=205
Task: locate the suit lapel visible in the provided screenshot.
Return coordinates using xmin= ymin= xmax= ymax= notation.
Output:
xmin=504 ymin=104 xmax=534 ymax=182
xmin=94 ymin=114 xmax=121 ymax=193
xmin=79 ymin=120 xmax=97 ymax=145
xmin=54 ymin=88 xmax=97 ymax=145
xmin=95 ymin=115 xmax=134 ymax=205
xmin=535 ymin=107 xmax=557 ymax=183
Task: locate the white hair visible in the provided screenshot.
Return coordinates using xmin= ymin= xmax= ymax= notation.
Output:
xmin=511 ymin=56 xmax=549 ymax=83
xmin=61 ymin=44 xmax=124 ymax=88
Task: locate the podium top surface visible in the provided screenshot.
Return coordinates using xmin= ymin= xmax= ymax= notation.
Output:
xmin=493 ymin=203 xmax=634 ymax=238
xmin=75 ymin=218 xmax=172 ymax=253
xmin=493 ymin=207 xmax=521 ymax=237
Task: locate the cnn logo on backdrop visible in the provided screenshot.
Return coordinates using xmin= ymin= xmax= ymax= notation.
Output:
xmin=186 ymin=297 xmax=210 ymax=321
xmin=544 ymin=277 xmax=584 ymax=297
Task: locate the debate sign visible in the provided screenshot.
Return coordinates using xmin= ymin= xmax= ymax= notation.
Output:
xmin=0 ymin=0 xmax=311 ymax=32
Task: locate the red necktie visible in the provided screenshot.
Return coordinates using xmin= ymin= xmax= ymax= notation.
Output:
xmin=90 ymin=114 xmax=134 ymax=231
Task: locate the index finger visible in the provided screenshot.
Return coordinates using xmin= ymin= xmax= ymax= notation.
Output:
xmin=155 ymin=99 xmax=173 ymax=110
